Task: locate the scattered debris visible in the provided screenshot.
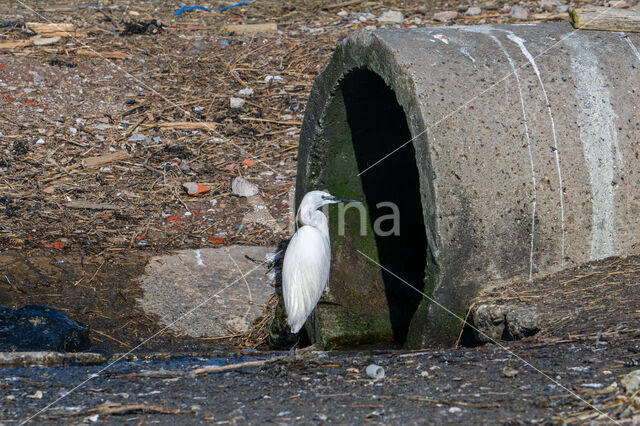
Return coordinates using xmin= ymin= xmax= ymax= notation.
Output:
xmin=121 ymin=19 xmax=165 ymax=36
xmin=193 ymin=357 xmax=283 ymax=376
xmin=76 ymin=49 xmax=130 ymax=59
xmin=147 ymin=121 xmax=218 ymax=131
xmin=66 ymin=201 xmax=120 ymax=210
xmin=223 ymin=23 xmax=278 ymax=34
xmin=82 ymin=151 xmax=131 ymax=168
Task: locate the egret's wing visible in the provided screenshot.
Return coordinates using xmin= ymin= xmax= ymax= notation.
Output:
xmin=282 ymin=225 xmax=330 ymax=333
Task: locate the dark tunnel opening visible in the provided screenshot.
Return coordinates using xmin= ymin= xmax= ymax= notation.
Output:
xmin=340 ymin=69 xmax=429 ymax=345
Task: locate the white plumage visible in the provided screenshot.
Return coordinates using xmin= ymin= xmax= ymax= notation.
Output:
xmin=282 ymin=190 xmax=359 ymax=334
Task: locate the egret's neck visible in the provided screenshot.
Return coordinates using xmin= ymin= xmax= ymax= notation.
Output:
xmin=300 ymin=208 xmax=329 ymax=237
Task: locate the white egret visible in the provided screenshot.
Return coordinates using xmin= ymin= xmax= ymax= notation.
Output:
xmin=282 ymin=190 xmax=360 ymax=334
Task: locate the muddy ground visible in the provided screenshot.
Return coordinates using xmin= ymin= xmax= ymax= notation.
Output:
xmin=2 ymin=339 xmax=640 ymax=424
xmin=2 ymin=0 xmax=640 ymax=424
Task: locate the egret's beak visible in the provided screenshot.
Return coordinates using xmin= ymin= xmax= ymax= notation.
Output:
xmin=329 ymin=196 xmax=361 ymax=204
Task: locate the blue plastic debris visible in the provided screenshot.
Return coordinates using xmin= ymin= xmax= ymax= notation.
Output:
xmin=217 ymin=1 xmax=250 ymax=12
xmin=221 ymin=40 xmax=229 ymax=46
xmin=176 ymin=1 xmax=254 ymax=16
xmin=175 ymin=5 xmax=213 ymax=16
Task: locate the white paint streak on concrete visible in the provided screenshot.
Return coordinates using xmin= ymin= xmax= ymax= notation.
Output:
xmin=625 ymin=36 xmax=640 ymax=63
xmin=489 ymin=34 xmax=537 ymax=281
xmin=462 ymin=26 xmax=538 ymax=279
xmin=507 ymin=33 xmax=567 ymax=266
xmin=195 ymin=249 xmax=206 ymax=267
xmin=569 ymin=39 xmax=620 ymax=260
xmin=459 ymin=47 xmax=476 ymax=63
xmin=433 ymin=34 xmax=449 ymax=44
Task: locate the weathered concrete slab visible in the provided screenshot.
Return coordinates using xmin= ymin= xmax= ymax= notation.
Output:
xmin=296 ymin=23 xmax=640 ymax=348
xmin=137 ymin=246 xmax=276 ymax=338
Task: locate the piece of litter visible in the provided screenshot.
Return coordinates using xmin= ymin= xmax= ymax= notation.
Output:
xmin=366 ymin=364 xmax=385 ymax=380
xmin=182 ymin=182 xmax=211 ymax=196
xmin=433 ymin=34 xmax=449 ymax=44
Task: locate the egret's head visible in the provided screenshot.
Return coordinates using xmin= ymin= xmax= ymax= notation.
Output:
xmin=301 ymin=190 xmax=360 ymax=211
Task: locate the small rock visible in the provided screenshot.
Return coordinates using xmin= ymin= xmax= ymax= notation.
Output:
xmin=313 ymin=413 xmax=328 ymax=421
xmin=433 ymin=11 xmax=458 ymax=21
xmin=69 ymin=127 xmax=77 ymax=135
xmin=127 ymin=133 xmax=151 ymax=144
xmin=230 ymin=97 xmax=245 ymax=109
xmin=448 ymin=406 xmax=462 ymax=414
xmin=265 ymin=75 xmax=284 ymax=84
xmin=0 ymin=305 xmax=91 ymax=352
xmin=503 ymin=366 xmax=519 ymax=378
xmin=36 ymin=138 xmax=45 ymax=145
xmin=377 ymin=10 xmax=404 ymax=24
xmin=231 ymin=177 xmax=259 ymax=197
xmin=238 ymin=87 xmax=254 ymax=96
xmin=366 ymin=364 xmax=385 ymax=380
xmin=42 ymin=186 xmax=55 ymax=194
xmin=622 ymin=370 xmax=640 ymax=394
xmin=504 ymin=307 xmax=540 ymax=340
xmin=27 ymin=390 xmax=43 ymax=399
xmin=469 ymin=304 xmax=540 ymax=344
xmin=337 ymin=10 xmax=348 ymax=17
xmin=541 ymin=0 xmax=560 ymax=12
xmin=99 ymin=167 xmax=112 ymax=174
xmin=510 ymin=5 xmax=529 ymax=20
xmin=465 ymin=6 xmax=482 ymax=15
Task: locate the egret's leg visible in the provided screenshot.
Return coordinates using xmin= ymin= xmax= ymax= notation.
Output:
xmin=289 ymin=335 xmax=300 ymax=354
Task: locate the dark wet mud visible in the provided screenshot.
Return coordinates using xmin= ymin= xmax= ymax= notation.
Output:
xmin=3 ymin=340 xmax=640 ymax=424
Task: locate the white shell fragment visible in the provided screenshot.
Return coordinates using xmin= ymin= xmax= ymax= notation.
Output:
xmin=231 ymin=177 xmax=259 ymax=197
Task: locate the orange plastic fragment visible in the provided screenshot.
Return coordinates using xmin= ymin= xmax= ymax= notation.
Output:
xmin=135 ymin=235 xmax=147 ymax=240
xmin=166 ymin=216 xmax=182 ymax=222
xmin=182 ymin=182 xmax=210 ymax=196
xmin=208 ymin=237 xmax=225 ymax=244
xmin=242 ymin=158 xmax=256 ymax=167
xmin=44 ymin=241 xmax=65 ymax=249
